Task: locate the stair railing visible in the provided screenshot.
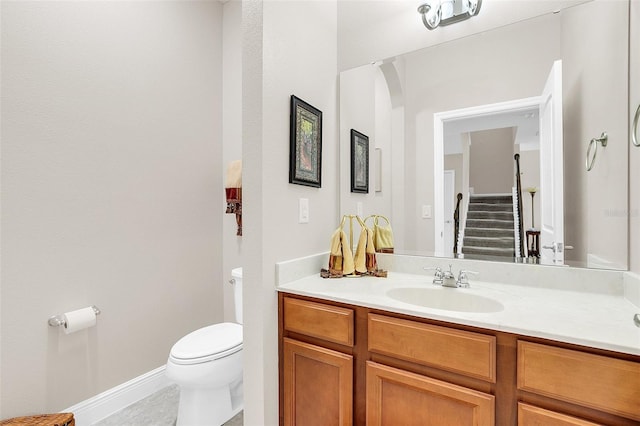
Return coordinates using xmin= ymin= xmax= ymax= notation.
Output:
xmin=453 ymin=193 xmax=463 ymax=254
xmin=514 ymin=154 xmax=526 ymax=257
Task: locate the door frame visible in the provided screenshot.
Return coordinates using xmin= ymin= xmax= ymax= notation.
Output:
xmin=433 ymin=97 xmax=541 ymax=255
xmin=443 ymin=169 xmax=456 ymax=255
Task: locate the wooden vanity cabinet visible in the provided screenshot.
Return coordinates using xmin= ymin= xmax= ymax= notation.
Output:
xmin=280 ymin=297 xmax=356 ymax=426
xmin=278 ymin=293 xmax=640 ymax=426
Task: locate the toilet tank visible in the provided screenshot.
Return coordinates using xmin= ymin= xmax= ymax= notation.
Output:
xmin=231 ymin=267 xmax=243 ymax=324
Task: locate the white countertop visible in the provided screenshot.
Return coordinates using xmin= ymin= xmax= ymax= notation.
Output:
xmin=277 ymin=271 xmax=640 ymax=356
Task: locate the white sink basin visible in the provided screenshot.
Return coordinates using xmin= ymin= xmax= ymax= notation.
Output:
xmin=387 ymin=287 xmax=504 ymax=313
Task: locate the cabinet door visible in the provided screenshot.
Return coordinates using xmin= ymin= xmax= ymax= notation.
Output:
xmin=366 ymin=361 xmax=495 ymax=426
xmin=518 ymin=403 xmax=602 ymax=426
xmin=283 ymin=338 xmax=353 ymax=426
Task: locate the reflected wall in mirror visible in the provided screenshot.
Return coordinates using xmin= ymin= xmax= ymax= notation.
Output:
xmin=340 ymin=0 xmax=629 ymax=270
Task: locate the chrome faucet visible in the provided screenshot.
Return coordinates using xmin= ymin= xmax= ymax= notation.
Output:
xmin=442 ymin=264 xmax=457 ymax=287
xmin=425 ymin=265 xmax=478 ymax=288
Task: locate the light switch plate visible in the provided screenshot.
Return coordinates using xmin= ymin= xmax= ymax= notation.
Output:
xmin=422 ymin=205 xmax=432 ymax=219
xmin=299 ymin=198 xmax=309 ymax=223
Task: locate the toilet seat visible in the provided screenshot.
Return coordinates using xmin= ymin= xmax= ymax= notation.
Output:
xmin=169 ymin=323 xmax=242 ymax=365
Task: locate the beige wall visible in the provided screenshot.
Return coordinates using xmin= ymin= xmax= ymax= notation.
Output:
xmin=562 ymin=0 xmax=629 ymax=269
xmin=468 ymin=128 xmax=514 ymax=194
xmin=242 ymin=1 xmax=339 ymax=424
xmin=339 ymin=65 xmax=376 ymax=216
xmin=222 ymin=0 xmax=244 ymax=322
xmin=0 ymin=1 xmax=224 ymax=417
xmin=340 ymin=65 xmax=397 ymax=241
xmin=444 ymin=153 xmax=463 ymax=198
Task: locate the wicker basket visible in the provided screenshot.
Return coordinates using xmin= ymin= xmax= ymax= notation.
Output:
xmin=0 ymin=413 xmax=74 ymax=426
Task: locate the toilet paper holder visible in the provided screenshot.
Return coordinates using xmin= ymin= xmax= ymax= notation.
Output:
xmin=48 ymin=305 xmax=101 ymax=327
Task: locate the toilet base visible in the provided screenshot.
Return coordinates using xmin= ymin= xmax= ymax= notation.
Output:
xmin=176 ymin=378 xmax=243 ymax=426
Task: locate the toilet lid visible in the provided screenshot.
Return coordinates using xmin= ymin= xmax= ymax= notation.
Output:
xmin=170 ymin=322 xmax=242 ymax=365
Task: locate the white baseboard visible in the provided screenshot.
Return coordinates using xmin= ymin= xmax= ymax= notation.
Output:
xmin=63 ymin=365 xmax=171 ymax=426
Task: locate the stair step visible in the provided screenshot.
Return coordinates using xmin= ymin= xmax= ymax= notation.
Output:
xmin=463 ymin=236 xmax=515 ymax=249
xmin=468 ymin=202 xmax=513 ymax=212
xmin=467 ymin=211 xmax=514 ymax=220
xmin=469 ymin=195 xmax=512 ymax=204
xmin=466 ymin=219 xmax=514 ymax=229
xmin=462 ymin=246 xmax=516 ymax=257
xmin=464 ymin=227 xmax=514 ymax=238
xmin=460 ymin=252 xmax=518 ymax=261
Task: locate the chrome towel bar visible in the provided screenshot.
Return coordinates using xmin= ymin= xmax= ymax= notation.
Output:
xmin=586 ymin=132 xmax=607 ymax=171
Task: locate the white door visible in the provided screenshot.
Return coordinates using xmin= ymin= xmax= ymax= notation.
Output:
xmin=539 ymin=60 xmax=564 ymax=265
xmin=443 ymin=170 xmax=456 ymax=255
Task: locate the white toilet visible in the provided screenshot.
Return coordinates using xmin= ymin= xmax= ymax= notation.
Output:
xmin=166 ymin=267 xmax=243 ymax=426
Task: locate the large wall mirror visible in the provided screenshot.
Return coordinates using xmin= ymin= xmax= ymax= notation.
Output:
xmin=340 ymin=0 xmax=630 ymax=270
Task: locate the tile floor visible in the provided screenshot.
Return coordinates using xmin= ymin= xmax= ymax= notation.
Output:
xmin=93 ymin=385 xmax=243 ymax=426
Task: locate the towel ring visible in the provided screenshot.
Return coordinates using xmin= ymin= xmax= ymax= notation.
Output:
xmin=633 ymin=104 xmax=640 ymax=147
xmin=586 ymin=132 xmax=608 ymax=171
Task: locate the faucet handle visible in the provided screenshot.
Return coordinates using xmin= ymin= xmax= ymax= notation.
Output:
xmin=423 ymin=267 xmax=444 ymax=285
xmin=423 ymin=266 xmax=442 ymax=274
xmin=457 ymin=270 xmax=478 ymax=288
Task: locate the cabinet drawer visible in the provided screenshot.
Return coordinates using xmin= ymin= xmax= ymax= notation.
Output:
xmin=283 ymin=297 xmax=354 ymax=346
xmin=518 ymin=403 xmax=602 ymax=425
xmin=517 ymin=341 xmax=640 ymax=421
xmin=368 ymin=313 xmax=496 ymax=382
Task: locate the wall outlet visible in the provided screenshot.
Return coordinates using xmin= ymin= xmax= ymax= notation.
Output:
xmin=299 ymin=198 xmax=309 ymax=223
xmin=422 ymin=205 xmax=432 ymax=219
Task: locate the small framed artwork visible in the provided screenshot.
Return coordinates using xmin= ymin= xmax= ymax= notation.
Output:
xmin=350 ymin=129 xmax=369 ymax=193
xmin=289 ymin=95 xmax=322 ymax=188
xmin=374 ymin=147 xmax=382 ymax=192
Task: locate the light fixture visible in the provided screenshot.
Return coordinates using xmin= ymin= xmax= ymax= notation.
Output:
xmin=418 ymin=0 xmax=481 ymax=30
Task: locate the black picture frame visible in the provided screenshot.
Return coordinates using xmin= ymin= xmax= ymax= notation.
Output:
xmin=289 ymin=95 xmax=322 ymax=188
xmin=350 ymin=129 xmax=369 ymax=193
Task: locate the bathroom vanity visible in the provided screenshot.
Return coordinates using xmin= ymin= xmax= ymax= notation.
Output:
xmin=276 ymin=255 xmax=640 ymax=426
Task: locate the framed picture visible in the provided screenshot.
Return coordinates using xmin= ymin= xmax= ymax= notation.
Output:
xmin=289 ymin=95 xmax=322 ymax=188
xmin=350 ymin=129 xmax=369 ymax=193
